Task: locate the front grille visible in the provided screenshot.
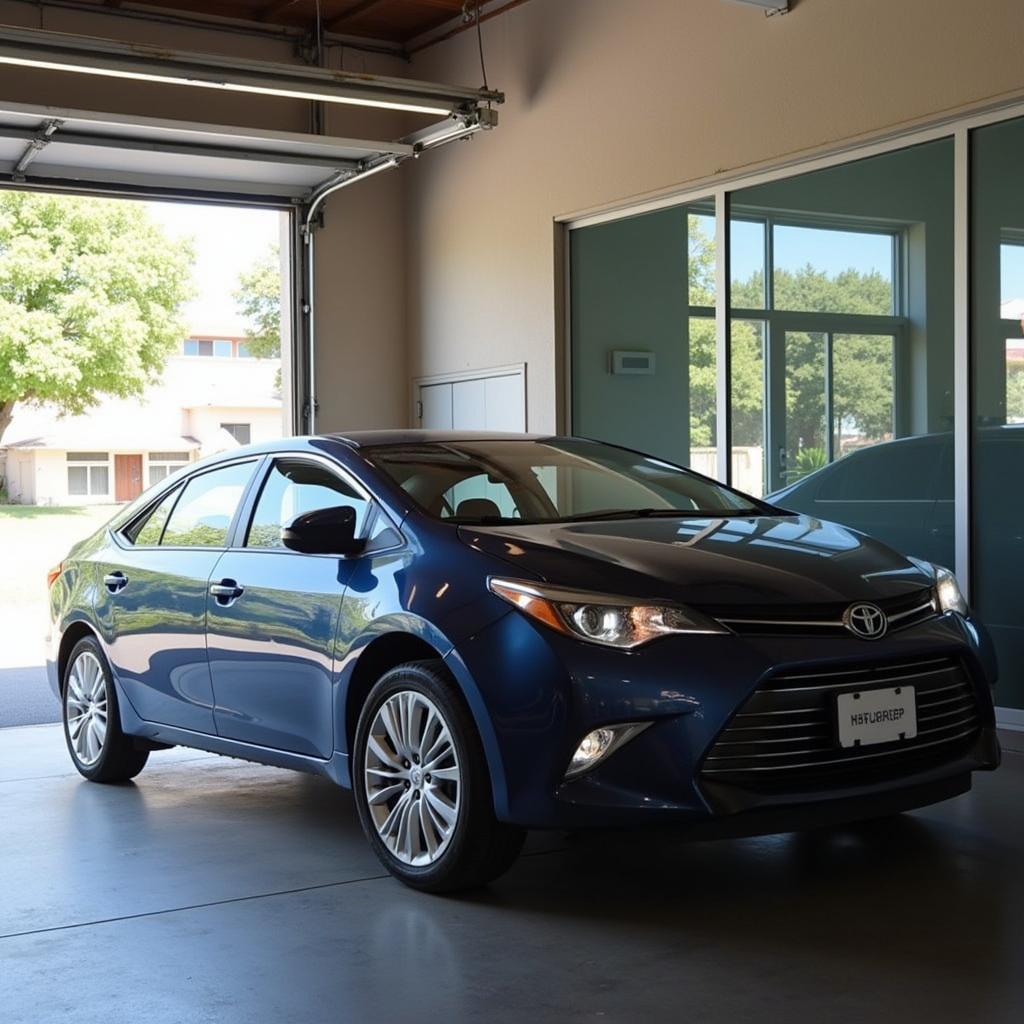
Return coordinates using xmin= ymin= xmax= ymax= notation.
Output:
xmin=712 ymin=589 xmax=937 ymax=637
xmin=700 ymin=656 xmax=981 ymax=790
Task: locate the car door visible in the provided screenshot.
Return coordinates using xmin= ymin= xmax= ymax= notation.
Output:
xmin=206 ymin=455 xmax=372 ymax=758
xmin=98 ymin=458 xmax=259 ymax=733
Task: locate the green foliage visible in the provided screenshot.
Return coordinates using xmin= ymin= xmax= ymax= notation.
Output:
xmin=1008 ymin=361 xmax=1024 ymax=422
xmin=686 ymin=216 xmax=896 ymax=458
xmin=792 ymin=446 xmax=828 ymax=479
xmin=0 ymin=192 xmax=194 ymax=442
xmin=234 ymin=245 xmax=282 ymax=359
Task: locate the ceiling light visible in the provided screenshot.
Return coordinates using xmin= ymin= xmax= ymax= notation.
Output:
xmin=0 ymin=27 xmax=502 ymax=118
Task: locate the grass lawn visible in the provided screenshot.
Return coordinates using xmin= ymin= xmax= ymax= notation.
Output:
xmin=0 ymin=505 xmax=119 ymax=665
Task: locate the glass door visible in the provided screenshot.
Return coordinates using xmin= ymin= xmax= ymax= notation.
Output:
xmin=766 ymin=328 xmax=896 ymax=493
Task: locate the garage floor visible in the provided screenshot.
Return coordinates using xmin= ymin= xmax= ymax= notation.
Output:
xmin=2 ymin=725 xmax=1022 ymax=1024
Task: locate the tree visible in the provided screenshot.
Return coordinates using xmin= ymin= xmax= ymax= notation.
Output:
xmin=234 ymin=245 xmax=281 ymax=359
xmin=0 ymin=192 xmax=194 ymax=445
xmin=686 ymin=217 xmax=897 ymax=472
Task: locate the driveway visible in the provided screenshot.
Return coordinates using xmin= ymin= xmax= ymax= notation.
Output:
xmin=0 ymin=505 xmax=117 ymax=727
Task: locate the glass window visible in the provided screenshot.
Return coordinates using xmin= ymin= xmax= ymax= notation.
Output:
xmin=128 ymin=486 xmax=181 ymax=545
xmin=730 ymin=218 xmax=766 ymax=310
xmin=730 ymin=138 xmax=953 ymax=569
xmin=730 ymin=319 xmax=766 ymax=497
xmin=571 ymin=201 xmax=716 ymax=472
xmin=161 ymin=461 xmax=255 ymax=547
xmin=213 ymin=340 xmax=232 ymax=358
xmin=183 ymin=339 xmax=199 ymax=356
xmin=89 ymin=466 xmax=109 ymax=495
xmin=972 ymin=115 xmax=1024 ymax=713
xmin=237 ymin=342 xmax=251 ymax=358
xmin=816 ymin=439 xmax=943 ymax=501
xmin=67 ymin=466 xmax=88 ymax=496
xmin=66 ymin=452 xmax=107 ymax=462
xmin=221 ymin=423 xmax=251 ymax=445
xmin=246 ymin=459 xmax=368 ymax=548
xmin=772 ymin=224 xmax=895 ymax=315
xmin=368 ymin=438 xmax=760 ymax=523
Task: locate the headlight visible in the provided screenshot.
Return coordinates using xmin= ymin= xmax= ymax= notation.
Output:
xmin=488 ymin=577 xmax=728 ymax=648
xmin=934 ymin=565 xmax=968 ymax=615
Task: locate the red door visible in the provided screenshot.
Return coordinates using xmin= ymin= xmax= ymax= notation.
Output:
xmin=114 ymin=454 xmax=143 ymax=502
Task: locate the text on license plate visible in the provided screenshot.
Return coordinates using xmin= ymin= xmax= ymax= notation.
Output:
xmin=836 ymin=686 xmax=917 ymax=749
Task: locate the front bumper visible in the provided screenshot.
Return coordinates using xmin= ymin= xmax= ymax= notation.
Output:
xmin=448 ymin=609 xmax=1000 ymax=829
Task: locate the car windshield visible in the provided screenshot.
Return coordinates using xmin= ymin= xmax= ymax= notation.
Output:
xmin=364 ymin=438 xmax=764 ymax=524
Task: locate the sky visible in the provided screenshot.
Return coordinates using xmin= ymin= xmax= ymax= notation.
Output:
xmin=145 ymin=201 xmax=282 ymax=337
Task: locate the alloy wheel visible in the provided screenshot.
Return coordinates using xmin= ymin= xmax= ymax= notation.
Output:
xmin=66 ymin=651 xmax=108 ymax=767
xmin=363 ymin=690 xmax=462 ymax=866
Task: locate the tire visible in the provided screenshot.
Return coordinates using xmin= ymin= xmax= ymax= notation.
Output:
xmin=62 ymin=636 xmax=149 ymax=783
xmin=353 ymin=660 xmax=525 ymax=893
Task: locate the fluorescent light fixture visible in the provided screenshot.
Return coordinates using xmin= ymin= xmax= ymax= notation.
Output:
xmin=0 ymin=55 xmax=451 ymax=116
xmin=0 ymin=26 xmax=503 ymax=117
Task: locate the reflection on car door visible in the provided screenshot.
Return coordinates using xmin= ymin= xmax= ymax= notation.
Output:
xmin=98 ymin=460 xmax=258 ymax=733
xmin=206 ymin=456 xmax=370 ymax=758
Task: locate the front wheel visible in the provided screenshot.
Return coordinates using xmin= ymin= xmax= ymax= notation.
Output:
xmin=353 ymin=661 xmax=525 ymax=893
xmin=63 ymin=637 xmax=149 ymax=783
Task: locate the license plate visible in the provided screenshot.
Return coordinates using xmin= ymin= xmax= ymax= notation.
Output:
xmin=836 ymin=686 xmax=917 ymax=748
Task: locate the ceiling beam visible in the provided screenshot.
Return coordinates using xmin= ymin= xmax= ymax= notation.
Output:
xmin=259 ymin=0 xmax=305 ymax=23
xmin=325 ymin=0 xmax=391 ymax=33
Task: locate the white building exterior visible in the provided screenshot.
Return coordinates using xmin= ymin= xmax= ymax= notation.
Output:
xmin=1 ymin=339 xmax=283 ymax=506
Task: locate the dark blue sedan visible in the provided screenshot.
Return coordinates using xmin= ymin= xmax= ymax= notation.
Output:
xmin=47 ymin=432 xmax=1001 ymax=891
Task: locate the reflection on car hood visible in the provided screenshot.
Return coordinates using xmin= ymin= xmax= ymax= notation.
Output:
xmin=459 ymin=514 xmax=934 ymax=609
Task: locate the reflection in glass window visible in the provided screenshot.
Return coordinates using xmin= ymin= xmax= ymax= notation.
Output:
xmin=730 ymin=219 xmax=766 ymax=309
xmin=130 ymin=487 xmax=181 ymax=545
xmin=772 ymin=224 xmax=894 ymax=315
xmin=246 ymin=460 xmax=367 ymax=548
xmin=161 ymin=461 xmax=254 ymax=547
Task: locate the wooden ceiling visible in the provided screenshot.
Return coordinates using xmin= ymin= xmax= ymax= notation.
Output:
xmin=87 ymin=1 xmax=477 ymax=45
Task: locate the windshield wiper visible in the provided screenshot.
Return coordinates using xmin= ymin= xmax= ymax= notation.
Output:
xmin=561 ymin=507 xmax=757 ymax=523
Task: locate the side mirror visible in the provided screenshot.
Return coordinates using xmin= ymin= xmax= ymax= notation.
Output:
xmin=281 ymin=505 xmax=365 ymax=556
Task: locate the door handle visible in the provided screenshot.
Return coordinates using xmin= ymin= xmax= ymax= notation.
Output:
xmin=103 ymin=572 xmax=128 ymax=593
xmin=210 ymin=579 xmax=244 ymax=606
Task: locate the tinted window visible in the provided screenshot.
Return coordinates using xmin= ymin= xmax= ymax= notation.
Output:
xmin=246 ymin=459 xmax=368 ymax=549
xmin=128 ymin=486 xmax=181 ymax=545
xmin=816 ymin=439 xmax=943 ymax=501
xmin=161 ymin=461 xmax=255 ymax=547
xmin=367 ymin=439 xmax=760 ymax=523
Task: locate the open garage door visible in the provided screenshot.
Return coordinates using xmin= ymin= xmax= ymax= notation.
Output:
xmin=0 ymin=100 xmax=412 ymax=202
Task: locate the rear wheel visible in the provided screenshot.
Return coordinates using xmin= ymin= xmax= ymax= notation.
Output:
xmin=63 ymin=637 xmax=148 ymax=783
xmin=353 ymin=660 xmax=525 ymax=893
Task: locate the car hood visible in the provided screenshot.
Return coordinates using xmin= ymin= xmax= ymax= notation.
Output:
xmin=458 ymin=514 xmax=935 ymax=610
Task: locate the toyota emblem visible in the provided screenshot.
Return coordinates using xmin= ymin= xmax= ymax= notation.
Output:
xmin=844 ymin=602 xmax=888 ymax=640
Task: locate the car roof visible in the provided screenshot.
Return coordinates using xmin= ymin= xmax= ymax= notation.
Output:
xmin=325 ymin=430 xmax=550 ymax=448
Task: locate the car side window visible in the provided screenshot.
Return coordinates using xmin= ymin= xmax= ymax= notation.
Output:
xmin=160 ymin=461 xmax=256 ymax=548
xmin=246 ymin=458 xmax=369 ymax=549
xmin=127 ymin=485 xmax=182 ymax=546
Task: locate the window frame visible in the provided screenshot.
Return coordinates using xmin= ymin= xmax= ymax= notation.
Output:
xmin=66 ymin=452 xmax=111 ymax=498
xmin=685 ymin=209 xmax=908 ymax=493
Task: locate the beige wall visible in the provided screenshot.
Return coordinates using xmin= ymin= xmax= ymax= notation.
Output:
xmin=404 ymin=0 xmax=1024 ymax=432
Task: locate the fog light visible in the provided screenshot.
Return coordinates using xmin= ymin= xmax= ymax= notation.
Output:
xmin=565 ymin=723 xmax=651 ymax=779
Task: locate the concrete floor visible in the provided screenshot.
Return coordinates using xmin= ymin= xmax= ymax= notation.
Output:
xmin=1 ymin=725 xmax=1022 ymax=1024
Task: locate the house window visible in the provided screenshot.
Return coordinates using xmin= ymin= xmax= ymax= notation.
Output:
xmin=213 ymin=339 xmax=232 ymax=358
xmin=148 ymin=451 xmax=191 ymax=487
xmin=221 ymin=423 xmax=251 ymax=445
xmin=237 ymin=342 xmax=251 ymax=358
xmin=183 ymin=339 xmax=214 ymax=356
xmin=66 ymin=452 xmax=110 ymax=497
